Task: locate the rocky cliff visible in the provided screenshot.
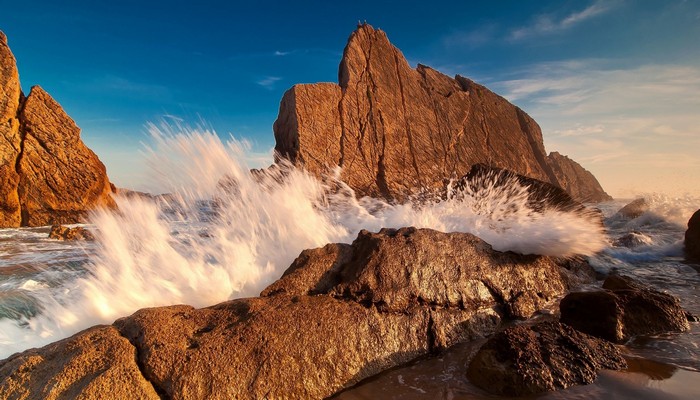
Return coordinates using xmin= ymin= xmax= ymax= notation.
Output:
xmin=274 ymin=24 xmax=611 ymax=203
xmin=0 ymin=31 xmax=114 ymax=227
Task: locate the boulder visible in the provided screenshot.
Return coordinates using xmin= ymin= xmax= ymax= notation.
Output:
xmin=273 ymin=24 xmax=610 ymax=203
xmin=0 ymin=31 xmax=22 ymax=227
xmin=0 ymin=227 xmax=596 ymax=399
xmin=0 ymin=31 xmax=115 ymax=228
xmin=560 ymin=275 xmax=690 ymax=343
xmin=685 ymin=209 xmax=700 ymax=262
xmin=466 ymin=321 xmax=626 ymax=396
xmin=48 ymin=224 xmax=95 ymax=241
xmin=614 ymin=198 xmax=648 ymax=219
xmin=612 ymin=231 xmax=653 ymax=248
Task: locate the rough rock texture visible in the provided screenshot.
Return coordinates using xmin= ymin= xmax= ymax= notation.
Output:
xmin=546 ymin=151 xmax=612 ymax=202
xmin=560 ymin=275 xmax=690 ymax=343
xmin=614 ymin=198 xmax=648 ymax=220
xmin=0 ymin=31 xmax=115 ymax=228
xmin=273 ymin=24 xmax=610 ymax=203
xmin=0 ymin=31 xmax=22 ymax=227
xmin=0 ymin=325 xmax=160 ymax=400
xmin=467 ymin=321 xmax=626 ymax=396
xmin=48 ymin=224 xmax=95 ymax=241
xmin=0 ymin=227 xmax=596 ymax=399
xmin=685 ymin=209 xmax=700 ymax=262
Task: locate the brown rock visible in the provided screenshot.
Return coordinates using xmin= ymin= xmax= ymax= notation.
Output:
xmin=560 ymin=275 xmax=690 ymax=343
xmin=614 ymin=198 xmax=648 ymax=219
xmin=0 ymin=31 xmax=22 ymax=227
xmin=0 ymin=325 xmax=160 ymax=400
xmin=273 ymin=24 xmax=610 ymax=203
xmin=17 ymin=86 xmax=115 ymax=226
xmin=48 ymin=224 xmax=95 ymax=241
xmin=685 ymin=209 xmax=700 ymax=262
xmin=324 ymin=227 xmax=593 ymax=319
xmin=0 ymin=227 xmax=596 ymax=399
xmin=467 ymin=321 xmax=626 ymax=396
xmin=0 ymin=31 xmax=116 ymax=228
xmin=546 ymin=151 xmax=612 ymax=203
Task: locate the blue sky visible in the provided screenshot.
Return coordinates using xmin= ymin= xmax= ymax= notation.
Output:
xmin=2 ymin=0 xmax=699 ymax=197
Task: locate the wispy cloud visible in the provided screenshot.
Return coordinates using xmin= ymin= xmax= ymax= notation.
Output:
xmin=510 ymin=1 xmax=613 ymax=40
xmin=488 ymin=60 xmax=700 ymax=197
xmin=274 ymin=50 xmax=291 ymax=56
xmin=256 ymin=76 xmax=282 ymax=90
xmin=85 ymin=74 xmax=172 ymax=100
xmin=442 ymin=24 xmax=498 ymax=49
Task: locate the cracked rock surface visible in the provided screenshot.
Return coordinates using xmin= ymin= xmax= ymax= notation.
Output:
xmin=0 ymin=31 xmax=115 ymax=228
xmin=273 ymin=24 xmax=610 ymax=203
xmin=0 ymin=227 xmax=595 ymax=399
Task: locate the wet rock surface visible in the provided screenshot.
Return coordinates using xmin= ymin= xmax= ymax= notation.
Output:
xmin=273 ymin=24 xmax=609 ymax=204
xmin=560 ymin=275 xmax=690 ymax=343
xmin=467 ymin=321 xmax=627 ymax=396
xmin=0 ymin=227 xmax=595 ymax=399
xmin=0 ymin=31 xmax=115 ymax=228
xmin=48 ymin=224 xmax=95 ymax=241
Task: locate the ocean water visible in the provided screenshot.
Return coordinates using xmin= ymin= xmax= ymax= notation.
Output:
xmin=0 ymin=126 xmax=698 ymax=399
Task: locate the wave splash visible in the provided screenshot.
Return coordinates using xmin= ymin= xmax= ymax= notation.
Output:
xmin=0 ymin=124 xmax=607 ymax=358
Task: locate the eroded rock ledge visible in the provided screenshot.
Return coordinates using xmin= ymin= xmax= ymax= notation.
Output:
xmin=273 ymin=24 xmax=611 ymax=203
xmin=0 ymin=227 xmax=595 ymax=399
xmin=0 ymin=31 xmax=115 ymax=228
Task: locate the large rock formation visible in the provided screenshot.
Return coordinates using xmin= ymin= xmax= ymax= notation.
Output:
xmin=273 ymin=24 xmax=610 ymax=203
xmin=0 ymin=227 xmax=596 ymax=399
xmin=546 ymin=152 xmax=612 ymax=202
xmin=0 ymin=32 xmax=22 ymax=227
xmin=0 ymin=31 xmax=114 ymax=227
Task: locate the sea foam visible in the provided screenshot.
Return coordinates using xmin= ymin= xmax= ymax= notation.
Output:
xmin=0 ymin=124 xmax=607 ymax=358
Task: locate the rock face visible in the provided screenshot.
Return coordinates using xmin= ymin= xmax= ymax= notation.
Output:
xmin=0 ymin=227 xmax=595 ymax=399
xmin=546 ymin=152 xmax=612 ymax=202
xmin=685 ymin=209 xmax=700 ymax=262
xmin=0 ymin=31 xmax=115 ymax=227
xmin=0 ymin=32 xmax=22 ymax=227
xmin=560 ymin=275 xmax=690 ymax=343
xmin=273 ymin=24 xmax=610 ymax=203
xmin=467 ymin=321 xmax=626 ymax=396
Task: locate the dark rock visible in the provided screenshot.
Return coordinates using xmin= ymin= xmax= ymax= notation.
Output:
xmin=466 ymin=321 xmax=626 ymax=396
xmin=0 ymin=31 xmax=115 ymax=228
xmin=273 ymin=24 xmax=610 ymax=204
xmin=560 ymin=275 xmax=690 ymax=343
xmin=0 ymin=227 xmax=596 ymax=399
xmin=685 ymin=209 xmax=700 ymax=262
xmin=48 ymin=224 xmax=95 ymax=241
xmin=450 ymin=163 xmax=589 ymax=214
xmin=614 ymin=198 xmax=648 ymax=219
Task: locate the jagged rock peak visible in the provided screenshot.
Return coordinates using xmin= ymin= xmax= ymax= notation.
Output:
xmin=0 ymin=31 xmax=115 ymax=227
xmin=273 ymin=24 xmax=611 ymax=203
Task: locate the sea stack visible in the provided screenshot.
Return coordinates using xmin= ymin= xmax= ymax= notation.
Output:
xmin=0 ymin=31 xmax=115 ymax=228
xmin=273 ymin=24 xmax=611 ymax=203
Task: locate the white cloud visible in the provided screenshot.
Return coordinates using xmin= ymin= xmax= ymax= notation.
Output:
xmin=488 ymin=61 xmax=700 ymax=197
xmin=256 ymin=76 xmax=282 ymax=90
xmin=510 ymin=1 xmax=612 ymax=40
